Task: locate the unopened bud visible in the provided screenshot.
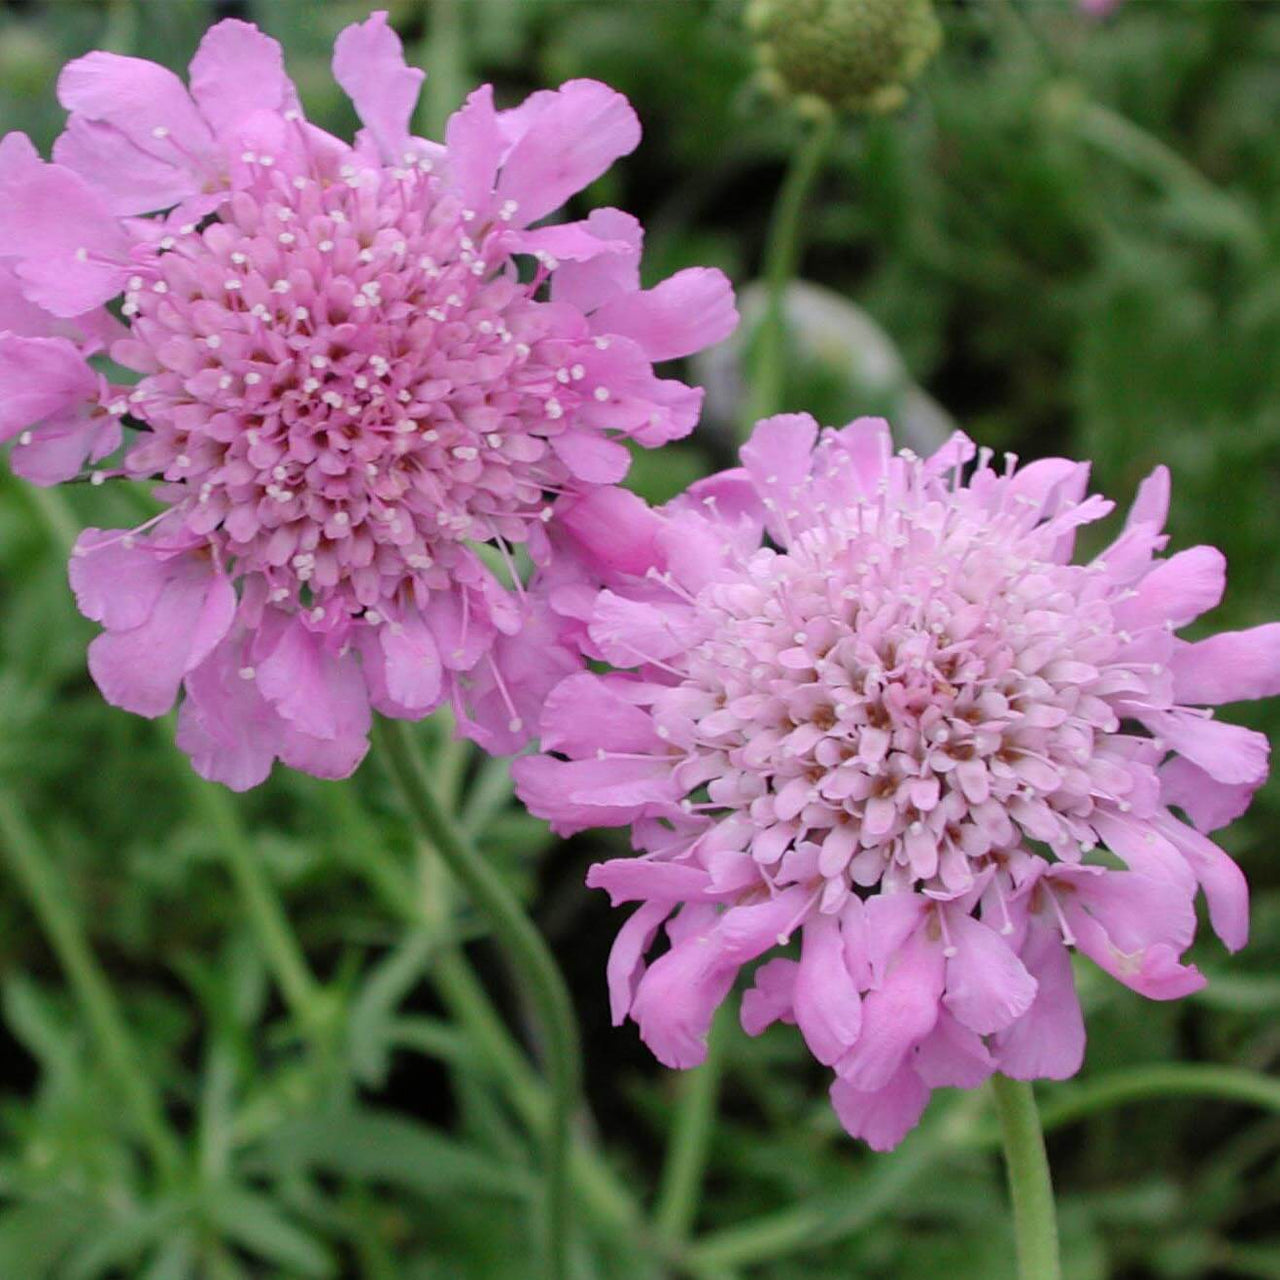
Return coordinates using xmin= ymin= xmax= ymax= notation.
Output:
xmin=748 ymin=0 xmax=942 ymax=116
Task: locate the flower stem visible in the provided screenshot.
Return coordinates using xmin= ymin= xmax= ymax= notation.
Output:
xmin=418 ymin=0 xmax=468 ymax=140
xmin=990 ymin=1074 xmax=1062 ymax=1280
xmin=653 ymin=1008 xmax=728 ymax=1245
xmin=0 ymin=787 xmax=183 ymax=1183
xmin=180 ymin=769 xmax=327 ymax=1035
xmin=745 ymin=110 xmax=838 ymax=430
xmin=372 ymin=717 xmax=581 ymax=1279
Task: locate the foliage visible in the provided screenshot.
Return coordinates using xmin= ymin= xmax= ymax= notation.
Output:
xmin=0 ymin=1 xmax=1278 ymax=1277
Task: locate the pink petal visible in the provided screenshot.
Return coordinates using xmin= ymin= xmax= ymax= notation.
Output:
xmin=176 ymin=636 xmax=278 ymax=792
xmin=837 ymin=928 xmax=944 ymax=1092
xmin=740 ymin=957 xmax=799 ymax=1036
xmin=0 ymin=135 xmax=132 ymax=315
xmin=275 ymin=709 xmax=371 ymax=782
xmin=630 ymin=929 xmax=737 ymax=1069
xmin=740 ymin=413 xmax=819 ymax=509
xmin=540 ymin=672 xmax=662 ymax=756
xmin=378 ymin=612 xmax=443 ymax=713
xmin=606 ymin=901 xmax=671 ymax=1024
xmin=793 ymin=915 xmax=862 ymax=1066
xmin=831 ymin=416 xmax=893 ymax=494
xmin=1117 ymin=546 xmax=1225 ymax=630
xmin=913 ymin=1011 xmax=995 ymax=1090
xmin=830 ymin=1068 xmax=930 ymax=1152
xmin=69 ymin=530 xmax=172 ymax=630
xmin=993 ymin=921 xmax=1085 ymax=1081
xmin=557 ymin=486 xmax=666 ymax=579
xmin=550 ymin=208 xmax=643 ymax=313
xmin=1170 ymin=624 xmax=1280 ymax=705
xmin=1126 ymin=464 xmax=1171 ymax=532
xmin=1158 ymin=756 xmax=1257 ymax=834
xmin=589 ymin=591 xmax=702 ymax=667
xmin=0 ymin=334 xmax=97 ymax=438
xmin=444 ymin=85 xmax=504 ymax=213
xmin=587 ymin=858 xmax=712 ymax=906
xmin=1143 ymin=709 xmax=1269 ymax=787
xmin=1153 ymin=812 xmax=1250 ymax=952
xmin=506 ymin=218 xmax=635 ymax=266
xmin=332 ymin=11 xmax=424 ymax=162
xmin=256 ymin=619 xmax=372 ymax=742
xmin=942 ymin=913 xmax=1038 ymax=1036
xmin=53 ymin=117 xmax=197 ymax=216
xmin=496 ymin=80 xmax=640 ymax=225
xmin=10 ymin=410 xmax=119 ymax=486
xmin=88 ymin=561 xmax=236 ymax=717
xmin=549 ymin=430 xmax=632 ymax=484
xmin=57 ymin=52 xmax=213 ymax=159
xmin=512 ymin=754 xmax=674 ymax=836
xmin=590 ymin=268 xmax=738 ymax=363
xmin=189 ymin=19 xmax=298 ymax=137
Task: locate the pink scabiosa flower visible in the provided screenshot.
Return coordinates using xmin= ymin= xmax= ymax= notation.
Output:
xmin=0 ymin=13 xmax=736 ymax=788
xmin=515 ymin=413 xmax=1275 ymax=1150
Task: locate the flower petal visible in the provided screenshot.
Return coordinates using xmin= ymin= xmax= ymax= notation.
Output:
xmin=496 ymin=80 xmax=640 ymax=225
xmin=590 ymin=268 xmax=738 ymax=363
xmin=189 ymin=19 xmax=299 ymax=137
xmin=332 ymin=10 xmax=425 ymax=162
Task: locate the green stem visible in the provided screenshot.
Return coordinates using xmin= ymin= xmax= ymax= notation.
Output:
xmin=373 ymin=717 xmax=580 ymax=1280
xmin=313 ymin=782 xmax=642 ymax=1237
xmin=653 ymin=1009 xmax=727 ymax=1245
xmin=418 ymin=0 xmax=468 ymax=141
xmin=0 ymin=787 xmax=183 ymax=1182
xmin=181 ymin=770 xmax=326 ymax=1034
xmin=991 ymin=1075 xmax=1061 ymax=1280
xmin=745 ymin=110 xmax=838 ymax=430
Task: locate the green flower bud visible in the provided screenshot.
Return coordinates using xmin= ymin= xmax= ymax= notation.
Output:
xmin=748 ymin=0 xmax=942 ymax=116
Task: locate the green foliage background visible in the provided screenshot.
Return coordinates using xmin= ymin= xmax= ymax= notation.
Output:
xmin=0 ymin=1 xmax=1278 ymax=1277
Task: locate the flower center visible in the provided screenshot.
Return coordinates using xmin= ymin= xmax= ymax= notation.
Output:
xmin=656 ymin=490 xmax=1148 ymax=908
xmin=117 ymin=160 xmax=581 ymax=617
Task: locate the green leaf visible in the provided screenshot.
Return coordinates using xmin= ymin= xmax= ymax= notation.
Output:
xmin=202 ymin=1183 xmax=336 ymax=1278
xmin=245 ymin=1105 xmax=534 ymax=1201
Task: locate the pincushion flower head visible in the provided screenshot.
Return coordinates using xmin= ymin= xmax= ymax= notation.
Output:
xmin=515 ymin=413 xmax=1276 ymax=1151
xmin=0 ymin=12 xmax=736 ymax=789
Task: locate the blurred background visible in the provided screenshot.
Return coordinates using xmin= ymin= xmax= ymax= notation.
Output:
xmin=1 ymin=1 xmax=1279 ymax=1276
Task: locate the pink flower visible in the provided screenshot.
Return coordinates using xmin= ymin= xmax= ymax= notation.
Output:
xmin=0 ymin=12 xmax=737 ymax=788
xmin=514 ymin=413 xmax=1275 ymax=1149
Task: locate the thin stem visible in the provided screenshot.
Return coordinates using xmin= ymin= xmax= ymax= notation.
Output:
xmin=990 ymin=1074 xmax=1062 ymax=1280
xmin=418 ymin=0 xmax=468 ymax=141
xmin=653 ymin=1009 xmax=728 ymax=1245
xmin=745 ymin=110 xmax=838 ymax=431
xmin=373 ymin=717 xmax=580 ymax=1280
xmin=0 ymin=787 xmax=183 ymax=1182
xmin=181 ymin=769 xmax=326 ymax=1035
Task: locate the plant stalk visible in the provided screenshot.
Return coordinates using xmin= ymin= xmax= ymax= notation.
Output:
xmin=746 ymin=110 xmax=838 ymax=430
xmin=373 ymin=716 xmax=581 ymax=1280
xmin=991 ymin=1074 xmax=1062 ymax=1280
